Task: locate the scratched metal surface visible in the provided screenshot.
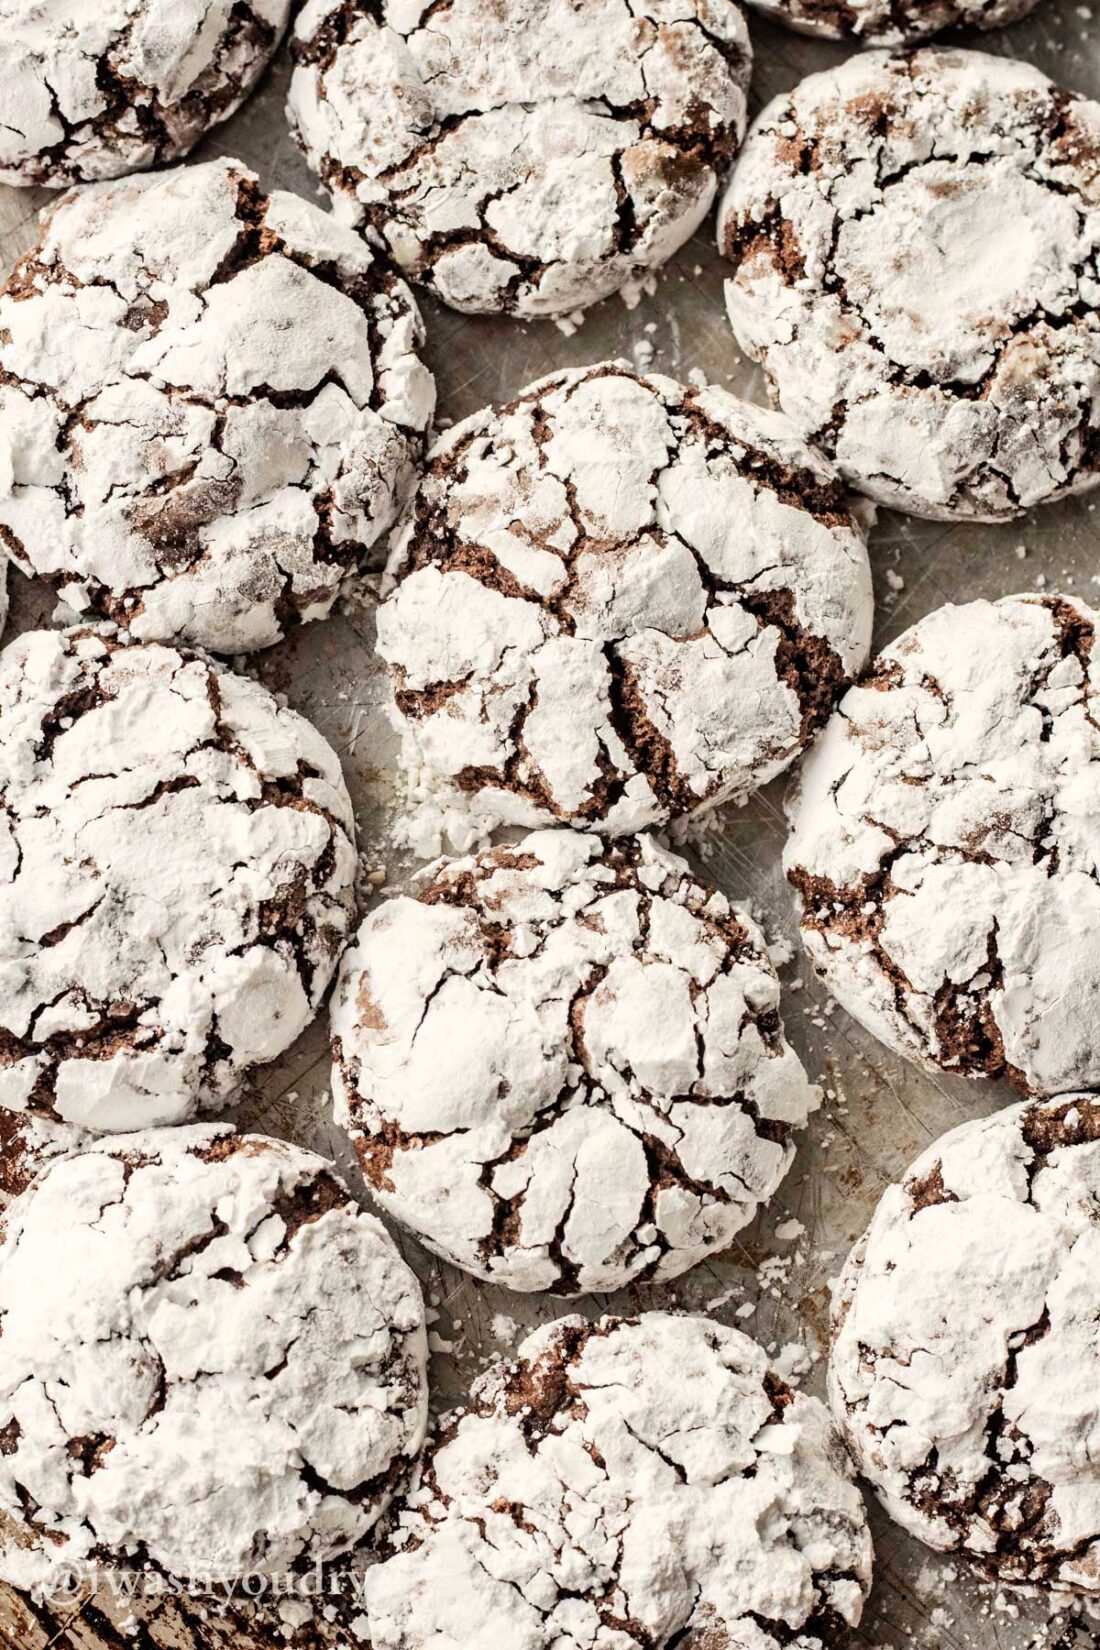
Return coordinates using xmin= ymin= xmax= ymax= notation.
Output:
xmin=1 ymin=9 xmax=1099 ymax=1647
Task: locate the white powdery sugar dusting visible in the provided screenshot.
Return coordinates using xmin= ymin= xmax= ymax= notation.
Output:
xmin=0 ymin=157 xmax=435 ymax=654
xmin=0 ymin=1124 xmax=428 ymax=1591
xmin=719 ymin=49 xmax=1100 ymax=521
xmin=741 ymin=0 xmax=1036 ymax=45
xmin=0 ymin=626 xmax=358 ymax=1136
xmin=0 ymin=1109 xmax=88 ymax=1205
xmin=330 ymin=829 xmax=819 ymax=1294
xmin=0 ymin=0 xmax=293 ymax=186
xmin=785 ymin=593 xmax=1100 ymax=1099
xmin=378 ymin=362 xmax=873 ymax=834
xmin=831 ymin=1094 xmax=1100 ymax=1593
xmin=287 ymin=0 xmax=751 ymax=319
xmin=367 ymin=1312 xmax=873 ymax=1649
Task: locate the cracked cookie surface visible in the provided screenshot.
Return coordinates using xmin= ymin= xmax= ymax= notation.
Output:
xmin=366 ymin=1311 xmax=873 ymax=1649
xmin=0 ymin=0 xmax=292 ymax=187
xmin=718 ymin=49 xmax=1100 ymax=521
xmin=0 ymin=1124 xmax=429 ymax=1591
xmin=0 ymin=1111 xmax=85 ymax=1205
xmin=741 ymin=0 xmax=1038 ymax=45
xmin=287 ymin=0 xmax=751 ymax=318
xmin=0 ymin=156 xmax=435 ymax=653
xmin=831 ymin=1094 xmax=1100 ymax=1593
xmin=331 ymin=830 xmax=818 ymax=1294
xmin=0 ymin=626 xmax=357 ymax=1134
xmin=378 ymin=363 xmax=873 ymax=835
xmin=785 ymin=593 xmax=1100 ymax=1097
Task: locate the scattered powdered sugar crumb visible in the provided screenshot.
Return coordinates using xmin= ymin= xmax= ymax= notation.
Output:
xmin=771 ymin=1342 xmax=813 ymax=1384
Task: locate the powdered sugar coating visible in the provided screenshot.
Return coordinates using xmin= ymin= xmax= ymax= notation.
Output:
xmin=0 ymin=1124 xmax=428 ymax=1591
xmin=718 ymin=49 xmax=1100 ymax=521
xmin=0 ymin=157 xmax=435 ymax=654
xmin=831 ymin=1094 xmax=1100 ymax=1593
xmin=785 ymin=593 xmax=1100 ymax=1097
xmin=367 ymin=1312 xmax=873 ymax=1649
xmin=332 ymin=830 xmax=818 ymax=1294
xmin=0 ymin=0 xmax=292 ymax=187
xmin=287 ymin=0 xmax=751 ymax=319
xmin=0 ymin=626 xmax=357 ymax=1134
xmin=379 ymin=363 xmax=873 ymax=835
xmin=0 ymin=1111 xmax=85 ymax=1204
xmin=742 ymin=0 xmax=1037 ymax=45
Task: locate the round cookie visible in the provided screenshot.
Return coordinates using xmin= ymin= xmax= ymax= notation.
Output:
xmin=287 ymin=0 xmax=751 ymax=319
xmin=831 ymin=1094 xmax=1100 ymax=1593
xmin=0 ymin=157 xmax=435 ymax=654
xmin=0 ymin=1124 xmax=428 ymax=1591
xmin=0 ymin=0 xmax=292 ymax=188
xmin=366 ymin=1312 xmax=874 ymax=1650
xmin=379 ymin=363 xmax=873 ymax=835
xmin=331 ymin=830 xmax=818 ymax=1293
xmin=741 ymin=0 xmax=1038 ymax=44
xmin=0 ymin=626 xmax=357 ymax=1134
xmin=785 ymin=593 xmax=1100 ymax=1098
xmin=718 ymin=49 xmax=1100 ymax=521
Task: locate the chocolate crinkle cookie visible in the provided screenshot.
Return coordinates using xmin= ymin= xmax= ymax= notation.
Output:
xmin=719 ymin=49 xmax=1100 ymax=521
xmin=0 ymin=1125 xmax=429 ymax=1592
xmin=287 ymin=0 xmax=751 ymax=318
xmin=832 ymin=1094 xmax=1100 ymax=1593
xmin=379 ymin=363 xmax=873 ymax=836
xmin=0 ymin=157 xmax=435 ymax=654
xmin=742 ymin=0 xmax=1038 ymax=45
xmin=0 ymin=626 xmax=357 ymax=1135
xmin=366 ymin=1312 xmax=873 ymax=1650
xmin=331 ymin=830 xmax=818 ymax=1294
xmin=0 ymin=0 xmax=292 ymax=188
xmin=785 ymin=593 xmax=1100 ymax=1098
